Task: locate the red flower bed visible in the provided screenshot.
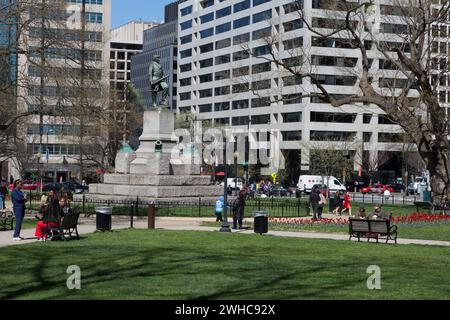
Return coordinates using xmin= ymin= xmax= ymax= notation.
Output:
xmin=390 ymin=212 xmax=450 ymax=224
xmin=269 ymin=213 xmax=450 ymax=226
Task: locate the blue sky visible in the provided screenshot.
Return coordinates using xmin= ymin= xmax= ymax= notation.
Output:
xmin=112 ymin=0 xmax=174 ymax=28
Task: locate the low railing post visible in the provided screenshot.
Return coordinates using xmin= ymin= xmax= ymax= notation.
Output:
xmin=198 ymin=197 xmax=201 ymax=217
xmin=82 ymin=193 xmax=86 ymax=213
xmin=148 ymin=202 xmax=156 ymax=229
xmin=130 ymin=202 xmax=134 ymax=228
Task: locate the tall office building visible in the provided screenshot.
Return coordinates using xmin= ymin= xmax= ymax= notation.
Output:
xmin=109 ymin=20 xmax=158 ymax=150
xmin=177 ymin=0 xmax=449 ymax=180
xmin=131 ymin=1 xmax=179 ymax=110
xmin=0 ymin=0 xmax=17 ymax=179
xmin=13 ymin=0 xmax=112 ymax=182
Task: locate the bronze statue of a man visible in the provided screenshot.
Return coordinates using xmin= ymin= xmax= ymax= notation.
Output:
xmin=149 ymin=55 xmax=169 ymax=109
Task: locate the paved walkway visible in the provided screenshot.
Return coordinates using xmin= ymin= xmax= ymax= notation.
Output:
xmin=1 ymin=216 xmax=449 ymax=248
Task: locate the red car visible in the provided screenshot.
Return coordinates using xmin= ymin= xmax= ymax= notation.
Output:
xmin=8 ymin=179 xmax=42 ymax=191
xmin=361 ymin=184 xmax=394 ymax=194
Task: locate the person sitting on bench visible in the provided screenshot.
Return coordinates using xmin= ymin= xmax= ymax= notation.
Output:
xmin=355 ymin=207 xmax=367 ymax=219
xmin=368 ymin=204 xmax=390 ymax=220
xmin=35 ymin=197 xmax=70 ymax=241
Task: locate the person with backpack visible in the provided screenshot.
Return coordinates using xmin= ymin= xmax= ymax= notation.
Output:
xmin=215 ymin=196 xmax=225 ymax=222
xmin=232 ymin=189 xmax=247 ymax=229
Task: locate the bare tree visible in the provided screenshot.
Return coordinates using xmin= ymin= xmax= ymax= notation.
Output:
xmin=245 ymin=0 xmax=450 ymax=197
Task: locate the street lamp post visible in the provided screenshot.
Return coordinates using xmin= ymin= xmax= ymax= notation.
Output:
xmin=220 ymin=136 xmax=231 ymax=232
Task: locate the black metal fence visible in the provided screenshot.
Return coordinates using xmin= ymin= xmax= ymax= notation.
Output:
xmin=22 ymin=190 xmax=418 ymax=219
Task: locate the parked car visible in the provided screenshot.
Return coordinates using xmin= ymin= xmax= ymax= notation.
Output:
xmin=42 ymin=182 xmax=63 ymax=192
xmin=63 ymin=181 xmax=88 ymax=194
xmin=361 ymin=184 xmax=394 ymax=194
xmin=345 ymin=180 xmax=368 ymax=192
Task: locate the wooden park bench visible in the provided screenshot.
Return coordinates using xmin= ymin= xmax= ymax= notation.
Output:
xmin=44 ymin=209 xmax=80 ymax=241
xmin=349 ymin=217 xmax=398 ymax=244
xmin=414 ymin=201 xmax=450 ymax=215
xmin=0 ymin=210 xmax=14 ymax=231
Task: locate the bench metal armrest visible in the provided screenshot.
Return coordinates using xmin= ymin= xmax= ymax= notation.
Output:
xmin=389 ymin=225 xmax=397 ymax=233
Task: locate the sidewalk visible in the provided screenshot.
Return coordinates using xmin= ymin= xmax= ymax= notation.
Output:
xmin=1 ymin=216 xmax=449 ymax=248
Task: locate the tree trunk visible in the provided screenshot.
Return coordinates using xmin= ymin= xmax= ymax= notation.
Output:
xmin=419 ymin=147 xmax=450 ymax=200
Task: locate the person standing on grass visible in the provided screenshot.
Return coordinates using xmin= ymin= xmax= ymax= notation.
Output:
xmin=232 ymin=188 xmax=247 ymax=229
xmin=309 ymin=187 xmax=320 ymax=220
xmin=342 ymin=191 xmax=352 ymax=216
xmin=0 ymin=180 xmax=8 ymax=210
xmin=12 ymin=180 xmax=26 ymax=241
xmin=215 ymin=196 xmax=224 ymax=222
xmin=317 ymin=190 xmax=327 ymax=219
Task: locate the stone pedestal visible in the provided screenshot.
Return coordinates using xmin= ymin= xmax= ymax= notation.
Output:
xmin=84 ymin=108 xmax=222 ymax=201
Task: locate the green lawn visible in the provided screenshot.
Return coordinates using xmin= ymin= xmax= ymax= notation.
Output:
xmin=0 ymin=229 xmax=449 ymax=300
xmin=202 ymin=221 xmax=450 ymax=241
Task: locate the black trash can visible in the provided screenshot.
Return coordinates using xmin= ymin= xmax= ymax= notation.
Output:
xmin=329 ymin=196 xmax=336 ymax=213
xmin=96 ymin=207 xmax=112 ymax=231
xmin=254 ymin=211 xmax=269 ymax=235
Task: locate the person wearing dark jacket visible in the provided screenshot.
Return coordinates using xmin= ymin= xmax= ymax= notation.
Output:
xmin=35 ymin=197 xmax=70 ymax=241
xmin=309 ymin=188 xmax=320 ymax=220
xmin=12 ymin=180 xmax=26 ymax=241
xmin=232 ymin=189 xmax=247 ymax=229
xmin=0 ymin=180 xmax=8 ymax=210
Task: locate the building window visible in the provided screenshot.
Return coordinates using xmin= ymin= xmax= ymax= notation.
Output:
xmin=180 ymin=77 xmax=191 ymax=87
xmin=282 ymin=131 xmax=302 ymax=141
xmin=200 ymin=12 xmax=214 ymax=24
xmin=283 ymin=75 xmax=302 ymax=86
xmin=233 ymin=66 xmax=250 ymax=77
xmin=234 ymin=0 xmax=251 ymax=13
xmin=310 ymin=112 xmax=357 ymax=123
xmin=233 ymin=83 xmax=250 ymax=94
xmin=180 ymin=20 xmax=192 ymax=31
xmin=252 ymin=62 xmax=271 ymax=74
xmin=310 ymin=131 xmax=356 ymax=141
xmin=252 ymin=79 xmax=271 ymax=90
xmin=253 ymin=45 xmax=270 ymax=56
xmin=199 ymin=88 xmax=213 ymax=98
xmin=284 ymin=1 xmax=303 ymax=14
xmin=199 ymin=73 xmax=213 ymax=83
xmin=200 ymin=27 xmax=214 ymax=38
xmin=233 ymin=16 xmax=251 ymax=29
xmin=216 ymin=6 xmax=232 ymax=19
xmin=201 ymin=0 xmax=215 ymax=8
xmin=282 ymin=94 xmax=303 ymax=105
xmin=216 ymin=22 xmax=231 ymax=34
xmin=233 ymin=33 xmax=250 ymax=45
xmin=251 ymin=114 xmax=271 ymax=125
xmin=199 ymin=104 xmax=212 ymax=113
xmin=282 ymin=112 xmax=302 ymax=123
xmin=180 ymin=34 xmax=192 ymax=44
xmin=180 ymin=5 xmax=193 ymax=16
xmin=216 ymin=38 xmax=231 ymax=49
xmin=215 ymin=86 xmax=230 ymax=96
xmin=200 ymin=58 xmax=214 ymax=68
xmin=215 ymin=117 xmax=229 ymax=125
xmin=232 ymin=116 xmax=250 ymax=126
xmin=215 ymin=102 xmax=230 ymax=112
xmin=215 ymin=54 xmax=231 ymax=65
xmin=233 ymin=50 xmax=250 ymax=61
xmin=253 ymin=26 xmax=272 ymax=40
xmin=232 ymin=99 xmax=249 ymax=110
xmin=283 ymin=19 xmax=303 ymax=32
xmin=180 ymin=48 xmax=192 ymax=59
xmin=180 ymin=63 xmax=192 ymax=72
xmin=180 ymin=92 xmax=191 ymax=101
xmin=253 ymin=9 xmax=272 ymax=24
xmin=200 ymin=43 xmax=214 ymax=53
xmin=215 ymin=70 xmax=231 ymax=81
xmin=253 ymin=0 xmax=272 ymax=6
xmin=283 ymin=37 xmax=303 ymax=50
xmin=252 ymin=97 xmax=271 ymax=108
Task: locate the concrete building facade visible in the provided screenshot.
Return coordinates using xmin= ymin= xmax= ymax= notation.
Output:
xmin=176 ymin=0 xmax=449 ymax=181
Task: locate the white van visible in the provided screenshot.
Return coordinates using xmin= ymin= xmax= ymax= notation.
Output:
xmin=297 ymin=175 xmax=346 ymax=193
xmin=220 ymin=178 xmax=243 ymax=191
